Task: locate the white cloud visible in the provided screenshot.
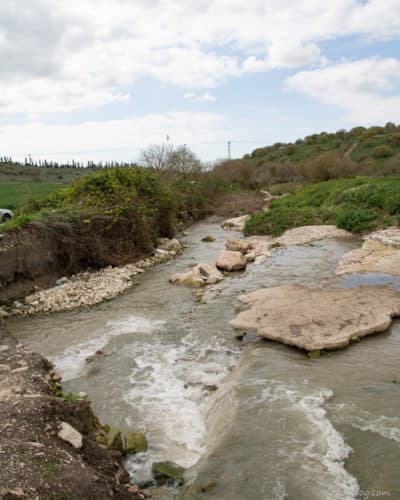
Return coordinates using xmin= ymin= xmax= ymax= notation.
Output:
xmin=0 ymin=112 xmax=229 ymax=162
xmin=1 ymin=0 xmax=399 ymax=115
xmin=285 ymin=57 xmax=400 ymax=123
xmin=184 ymin=92 xmax=216 ymax=102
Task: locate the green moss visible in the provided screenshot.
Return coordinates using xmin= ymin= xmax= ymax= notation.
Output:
xmin=201 ymin=235 xmax=215 ymax=242
xmin=124 ymin=432 xmax=148 ymax=455
xmin=152 ymin=461 xmax=185 ymax=486
xmin=106 ymin=428 xmax=123 ymax=452
xmin=308 ymin=351 xmax=321 ymax=359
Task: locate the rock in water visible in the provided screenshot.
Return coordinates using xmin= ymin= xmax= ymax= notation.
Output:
xmin=106 ymin=428 xmax=123 ymax=452
xmin=152 ymin=461 xmax=185 ymax=486
xmin=230 ymin=284 xmax=400 ymax=351
xmin=225 ymin=238 xmax=253 ymax=254
xmin=124 ymin=432 xmax=148 ymax=454
xmin=216 ymin=251 xmax=246 ymax=272
xmin=170 ymin=263 xmax=223 ymax=286
xmin=58 ymin=422 xmax=83 ymax=449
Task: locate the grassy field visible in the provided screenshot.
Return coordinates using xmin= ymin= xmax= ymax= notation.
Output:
xmin=245 ymin=176 xmax=400 ymax=235
xmin=0 ymin=182 xmax=65 ymax=210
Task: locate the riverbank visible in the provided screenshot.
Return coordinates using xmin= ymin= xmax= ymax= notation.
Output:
xmin=0 ymin=320 xmax=144 ymax=499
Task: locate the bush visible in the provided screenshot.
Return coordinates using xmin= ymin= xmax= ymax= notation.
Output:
xmin=334 ymin=207 xmax=378 ymax=232
xmin=372 ymin=145 xmax=393 ymax=158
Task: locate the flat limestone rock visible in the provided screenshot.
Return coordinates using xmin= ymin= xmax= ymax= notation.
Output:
xmin=216 ymin=251 xmax=247 ymax=271
xmin=229 ymin=284 xmax=400 ymax=351
xmin=221 ymin=215 xmax=250 ymax=232
xmin=275 ymin=225 xmax=352 ymax=247
xmin=337 ymin=228 xmax=400 ymax=276
xmin=170 ymin=263 xmax=223 ymax=286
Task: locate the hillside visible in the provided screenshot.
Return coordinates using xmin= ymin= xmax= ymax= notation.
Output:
xmin=247 ymin=122 xmax=400 ymax=175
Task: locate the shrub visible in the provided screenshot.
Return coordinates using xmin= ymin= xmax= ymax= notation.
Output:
xmin=372 ymin=145 xmax=394 ymax=158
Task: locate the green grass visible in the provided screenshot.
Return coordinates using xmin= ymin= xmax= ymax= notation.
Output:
xmin=245 ymin=176 xmax=400 ymax=236
xmin=0 ymin=182 xmax=65 ymax=210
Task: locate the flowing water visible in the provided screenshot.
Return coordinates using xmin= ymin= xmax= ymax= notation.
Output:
xmin=9 ymin=221 xmax=400 ymax=500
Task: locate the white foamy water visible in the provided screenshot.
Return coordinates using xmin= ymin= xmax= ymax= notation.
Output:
xmin=332 ymin=403 xmax=400 ymax=443
xmin=52 ymin=315 xmax=165 ymax=381
xmin=124 ymin=331 xmax=240 ymax=482
xmin=260 ymin=381 xmax=359 ymax=500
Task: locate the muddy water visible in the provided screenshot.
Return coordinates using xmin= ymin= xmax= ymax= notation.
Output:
xmin=9 ymin=221 xmax=400 ymax=500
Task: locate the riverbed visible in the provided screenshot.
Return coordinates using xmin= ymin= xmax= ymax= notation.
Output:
xmin=8 ymin=221 xmax=400 ymax=499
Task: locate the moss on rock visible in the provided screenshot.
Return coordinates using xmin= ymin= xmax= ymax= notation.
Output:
xmin=124 ymin=432 xmax=148 ymax=455
xmin=152 ymin=461 xmax=185 ymax=486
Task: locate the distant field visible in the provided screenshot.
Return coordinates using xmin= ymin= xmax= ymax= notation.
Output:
xmin=0 ymin=182 xmax=65 ymax=210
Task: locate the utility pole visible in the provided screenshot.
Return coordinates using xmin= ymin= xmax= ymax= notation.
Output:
xmin=227 ymin=140 xmax=231 ymax=160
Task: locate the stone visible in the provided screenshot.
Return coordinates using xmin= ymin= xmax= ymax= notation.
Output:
xmin=216 ymin=251 xmax=246 ymax=272
xmin=201 ymin=235 xmax=215 ymax=242
xmin=170 ymin=263 xmax=223 ymax=287
xmin=58 ymin=422 xmax=83 ymax=449
xmin=124 ymin=432 xmax=148 ymax=455
xmin=337 ymin=229 xmax=400 ymax=276
xmin=225 ymin=238 xmax=253 ymax=254
xmin=221 ymin=215 xmax=250 ymax=232
xmin=0 ymin=308 xmax=9 ymax=319
xmin=201 ymin=481 xmax=218 ymax=493
xmin=106 ymin=428 xmax=123 ymax=452
xmin=230 ymin=284 xmax=400 ymax=351
xmin=152 ymin=461 xmax=185 ymax=486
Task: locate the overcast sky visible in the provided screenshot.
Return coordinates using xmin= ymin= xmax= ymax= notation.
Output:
xmin=1 ymin=0 xmax=400 ymax=164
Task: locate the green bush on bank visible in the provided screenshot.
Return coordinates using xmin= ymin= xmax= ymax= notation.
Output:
xmin=245 ymin=176 xmax=400 ymax=236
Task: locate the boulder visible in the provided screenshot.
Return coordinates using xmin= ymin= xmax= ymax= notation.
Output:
xmin=170 ymin=263 xmax=223 ymax=287
xmin=58 ymin=422 xmax=83 ymax=449
xmin=216 ymin=251 xmax=246 ymax=272
xmin=225 ymin=238 xmax=253 ymax=254
xmin=230 ymin=284 xmax=400 ymax=351
xmin=152 ymin=461 xmax=185 ymax=486
xmin=125 ymin=432 xmax=148 ymax=455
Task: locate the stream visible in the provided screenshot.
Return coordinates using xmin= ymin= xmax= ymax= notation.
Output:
xmin=8 ymin=220 xmax=400 ymax=499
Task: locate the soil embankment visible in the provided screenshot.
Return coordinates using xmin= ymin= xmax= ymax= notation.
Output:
xmin=0 ymin=320 xmax=142 ymax=499
xmin=0 ymin=216 xmax=160 ymax=302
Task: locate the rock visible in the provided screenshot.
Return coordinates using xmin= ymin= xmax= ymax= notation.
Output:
xmin=230 ymin=284 xmax=400 ymax=351
xmin=201 ymin=481 xmax=218 ymax=493
xmin=337 ymin=229 xmax=400 ymax=276
xmin=152 ymin=461 xmax=185 ymax=486
xmin=201 ymin=235 xmax=215 ymax=242
xmin=216 ymin=251 xmax=246 ymax=272
xmin=124 ymin=432 xmax=148 ymax=454
xmin=221 ymin=215 xmax=250 ymax=232
xmin=106 ymin=428 xmax=123 ymax=452
xmin=225 ymin=238 xmax=253 ymax=254
xmin=170 ymin=263 xmax=223 ymax=287
xmin=0 ymin=308 xmax=9 ymax=319
xmin=234 ymin=332 xmax=247 ymax=341
xmin=157 ymin=238 xmax=182 ymax=254
xmin=58 ymin=422 xmax=83 ymax=449
xmin=275 ymin=225 xmax=352 ymax=247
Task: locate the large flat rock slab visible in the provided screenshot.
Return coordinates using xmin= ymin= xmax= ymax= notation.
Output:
xmin=337 ymin=227 xmax=400 ymax=276
xmin=230 ymin=285 xmax=400 ymax=351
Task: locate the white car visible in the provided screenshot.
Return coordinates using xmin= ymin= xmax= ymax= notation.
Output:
xmin=0 ymin=209 xmax=13 ymax=223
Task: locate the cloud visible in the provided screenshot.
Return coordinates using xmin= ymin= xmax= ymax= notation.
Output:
xmin=0 ymin=111 xmax=229 ymax=162
xmin=1 ymin=0 xmax=399 ymax=115
xmin=184 ymin=92 xmax=216 ymax=102
xmin=285 ymin=57 xmax=400 ymax=123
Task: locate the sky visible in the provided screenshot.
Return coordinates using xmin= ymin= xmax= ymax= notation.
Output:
xmin=0 ymin=0 xmax=400 ymax=164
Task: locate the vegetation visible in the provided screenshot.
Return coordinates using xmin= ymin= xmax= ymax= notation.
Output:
xmin=0 ymin=182 xmax=64 ymax=210
xmin=245 ymin=177 xmax=400 ymax=236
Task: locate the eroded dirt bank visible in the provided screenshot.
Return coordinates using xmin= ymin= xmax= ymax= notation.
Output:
xmin=0 ymin=320 xmax=141 ymax=499
xmin=0 ymin=215 xmax=172 ymax=303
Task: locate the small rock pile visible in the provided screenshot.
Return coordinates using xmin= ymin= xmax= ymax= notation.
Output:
xmin=7 ymin=238 xmax=182 ymax=317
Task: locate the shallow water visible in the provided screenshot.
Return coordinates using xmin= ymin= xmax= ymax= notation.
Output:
xmin=9 ymin=222 xmax=400 ymax=500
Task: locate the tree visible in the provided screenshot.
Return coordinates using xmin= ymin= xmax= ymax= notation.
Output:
xmin=140 ymin=144 xmax=202 ymax=176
